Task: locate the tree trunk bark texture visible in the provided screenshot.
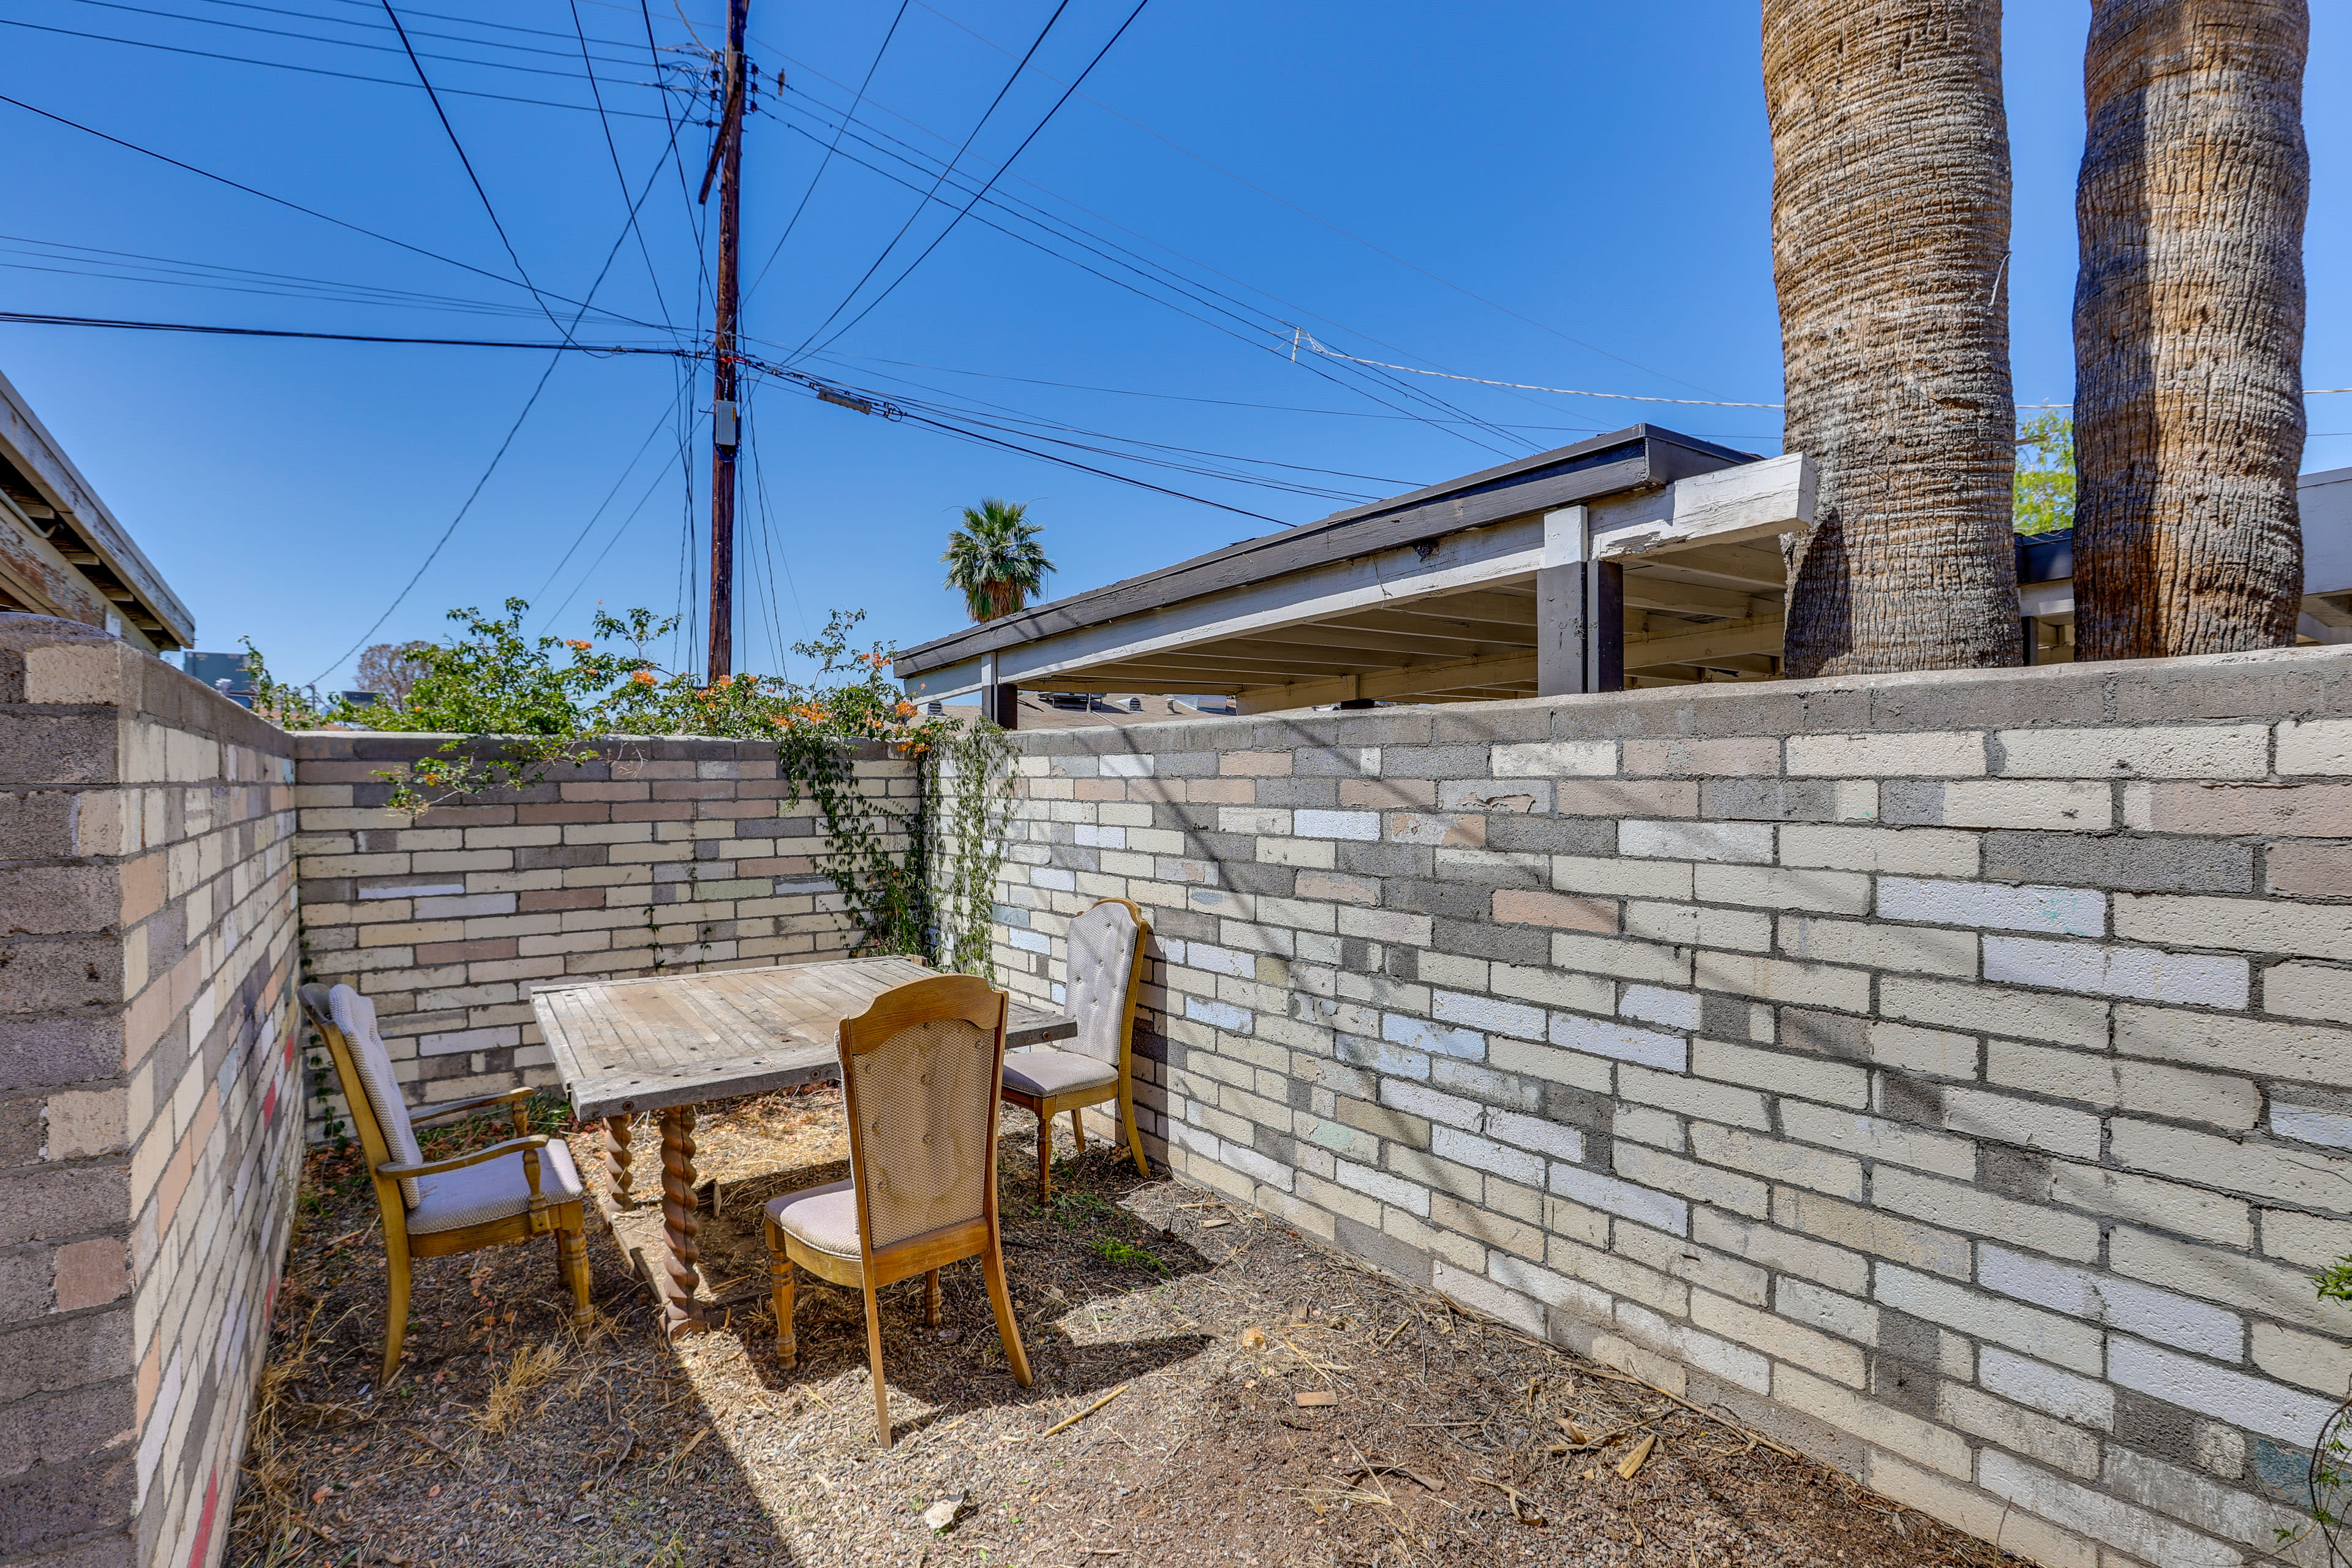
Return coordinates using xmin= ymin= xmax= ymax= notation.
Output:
xmin=1765 ymin=0 xmax=2019 ymax=677
xmin=2074 ymin=0 xmax=2309 ymax=658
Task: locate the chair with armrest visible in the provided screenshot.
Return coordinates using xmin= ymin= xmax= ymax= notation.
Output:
xmin=298 ymin=983 xmax=592 ymax=1380
xmin=1000 ymin=897 xmax=1152 ymax=1203
xmin=763 ymin=973 xmax=1033 ymax=1444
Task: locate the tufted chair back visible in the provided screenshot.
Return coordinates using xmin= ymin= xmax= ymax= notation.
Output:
xmin=1065 ymin=900 xmax=1143 ymax=1068
xmin=840 ymin=978 xmax=1009 ymax=1253
xmin=326 ymin=984 xmax=426 ymax=1207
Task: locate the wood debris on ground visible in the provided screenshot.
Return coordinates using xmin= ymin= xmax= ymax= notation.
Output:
xmin=227 ymin=1084 xmax=2034 ymax=1567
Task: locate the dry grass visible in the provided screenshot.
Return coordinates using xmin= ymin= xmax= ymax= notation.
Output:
xmin=227 ymin=1087 xmax=2035 ymax=1568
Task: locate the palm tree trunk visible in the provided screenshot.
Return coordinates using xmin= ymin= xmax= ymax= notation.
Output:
xmin=2073 ymin=0 xmax=2309 ymax=658
xmin=1765 ymin=0 xmax=2019 ymax=677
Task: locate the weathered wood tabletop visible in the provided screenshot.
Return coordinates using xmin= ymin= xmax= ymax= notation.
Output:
xmin=529 ymin=956 xmax=1074 ymax=1336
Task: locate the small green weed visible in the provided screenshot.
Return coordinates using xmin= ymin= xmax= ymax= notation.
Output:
xmin=1091 ymin=1235 xmax=1166 ymax=1273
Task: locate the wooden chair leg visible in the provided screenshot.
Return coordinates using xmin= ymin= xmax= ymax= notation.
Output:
xmin=558 ymin=1219 xmax=592 ymax=1329
xmin=923 ymin=1268 xmax=943 ymax=1328
xmin=767 ymin=1224 xmax=797 ymax=1368
xmin=1120 ymin=1083 xmax=1151 ymax=1178
xmin=982 ymin=1240 xmax=1033 ymax=1388
xmin=1069 ymin=1107 xmax=1085 ymax=1155
xmin=1035 ymin=1107 xmax=1053 ymax=1204
xmin=862 ymin=1283 xmax=892 ymax=1445
xmin=382 ymin=1245 xmax=412 ymax=1384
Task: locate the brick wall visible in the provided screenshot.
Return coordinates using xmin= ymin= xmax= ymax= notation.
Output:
xmin=987 ymin=644 xmax=2352 ymax=1568
xmin=0 ymin=614 xmax=303 ymax=1568
xmin=289 ymin=733 xmax=909 ymax=1134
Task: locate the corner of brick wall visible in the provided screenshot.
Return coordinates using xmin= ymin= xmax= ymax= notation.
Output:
xmin=0 ymin=614 xmax=303 ymax=1568
xmin=985 ymin=643 xmax=2352 ymax=1568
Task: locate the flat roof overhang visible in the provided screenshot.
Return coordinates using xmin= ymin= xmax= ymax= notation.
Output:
xmin=893 ymin=424 xmax=1816 ymax=710
xmin=0 ymin=368 xmax=195 ymax=649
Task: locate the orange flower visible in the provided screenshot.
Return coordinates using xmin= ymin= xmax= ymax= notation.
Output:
xmin=894 ymin=701 xmax=916 ymax=719
xmin=566 ymin=639 xmax=592 ymax=652
xmin=631 ymin=669 xmax=657 ymax=686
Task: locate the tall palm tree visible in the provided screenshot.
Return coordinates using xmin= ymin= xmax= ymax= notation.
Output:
xmin=1764 ymin=0 xmax=2020 ymax=676
xmin=942 ymin=498 xmax=1055 ymax=622
xmin=2073 ymin=0 xmax=2308 ymax=658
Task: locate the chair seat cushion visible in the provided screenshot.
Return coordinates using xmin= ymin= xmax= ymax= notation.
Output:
xmin=766 ymin=1178 xmax=861 ymax=1260
xmin=410 ymin=1140 xmax=582 ymax=1235
xmin=1003 ymin=1047 xmax=1118 ymax=1099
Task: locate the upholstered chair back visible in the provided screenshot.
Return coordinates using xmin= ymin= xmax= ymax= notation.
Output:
xmin=328 ymin=984 xmax=426 ymax=1207
xmin=1065 ymin=901 xmax=1141 ymax=1068
xmin=846 ymin=1015 xmax=1003 ymax=1251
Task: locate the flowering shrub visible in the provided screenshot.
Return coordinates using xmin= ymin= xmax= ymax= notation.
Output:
xmin=318 ymin=601 xmax=995 ymax=962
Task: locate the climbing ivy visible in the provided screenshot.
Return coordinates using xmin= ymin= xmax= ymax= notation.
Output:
xmin=925 ymin=716 xmax=1018 ymax=978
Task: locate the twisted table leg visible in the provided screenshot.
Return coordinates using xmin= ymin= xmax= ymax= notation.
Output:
xmin=604 ymin=1114 xmax=636 ymax=1205
xmin=658 ymin=1106 xmax=704 ymax=1338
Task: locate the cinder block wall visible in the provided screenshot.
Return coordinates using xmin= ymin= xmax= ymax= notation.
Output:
xmin=289 ymin=734 xmax=909 ymax=1136
xmin=989 ymin=644 xmax=2352 ymax=1568
xmin=0 ymin=615 xmax=303 ymax=1568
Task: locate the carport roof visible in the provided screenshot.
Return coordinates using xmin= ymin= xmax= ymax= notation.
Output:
xmin=892 ymin=424 xmax=1756 ymax=684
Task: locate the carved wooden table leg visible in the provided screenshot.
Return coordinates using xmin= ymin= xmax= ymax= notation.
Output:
xmin=658 ymin=1106 xmax=705 ymax=1338
xmin=604 ymin=1114 xmax=636 ymax=1205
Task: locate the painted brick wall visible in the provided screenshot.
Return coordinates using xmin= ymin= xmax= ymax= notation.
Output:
xmin=0 ymin=614 xmax=303 ymax=1568
xmin=288 ymin=733 xmax=908 ymax=1136
xmin=987 ymin=644 xmax=2352 ymax=1568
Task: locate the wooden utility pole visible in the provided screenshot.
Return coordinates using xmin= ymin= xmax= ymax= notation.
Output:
xmin=701 ymin=0 xmax=750 ymax=680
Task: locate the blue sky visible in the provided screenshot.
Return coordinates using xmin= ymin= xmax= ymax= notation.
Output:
xmin=3 ymin=1 xmax=2347 ymax=688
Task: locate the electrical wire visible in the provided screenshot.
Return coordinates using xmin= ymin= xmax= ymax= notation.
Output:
xmin=0 ymin=91 xmax=679 ymax=333
xmin=796 ymin=0 xmax=1153 ymax=363
xmin=64 ymin=0 xmax=653 ymax=78
xmin=306 ymin=113 xmax=695 ymax=684
xmin=382 ymin=1 xmax=576 ymax=345
xmin=527 ymin=401 xmax=680 ymax=611
xmin=745 ymin=0 xmax=908 ymax=302
xmin=572 ymin=0 xmax=675 ymax=330
xmin=0 ymin=15 xmax=680 ymax=121
xmin=752 ymin=103 xmax=1526 ymax=456
xmin=764 ymin=72 xmax=1541 ymax=448
xmin=897 ymin=0 xmax=1728 ymax=400
xmin=0 ymin=310 xmax=680 ymax=350
xmin=1292 ymin=334 xmax=1787 ymax=408
xmin=779 ymin=0 xmax=1077 ymax=361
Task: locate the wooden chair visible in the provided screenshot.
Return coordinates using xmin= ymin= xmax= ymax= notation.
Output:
xmin=298 ymin=983 xmax=592 ymax=1381
xmin=1001 ymin=897 xmax=1152 ymax=1202
xmin=763 ymin=973 xmax=1033 ymax=1444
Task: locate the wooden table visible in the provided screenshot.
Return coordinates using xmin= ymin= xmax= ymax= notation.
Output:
xmin=532 ymin=956 xmax=1075 ymax=1336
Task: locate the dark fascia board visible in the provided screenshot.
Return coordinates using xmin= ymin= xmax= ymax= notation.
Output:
xmin=895 ymin=423 xmax=1757 ymax=676
xmin=0 ymin=368 xmax=196 ymax=647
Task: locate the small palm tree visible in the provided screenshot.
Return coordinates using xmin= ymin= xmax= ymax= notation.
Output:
xmin=942 ymin=498 xmax=1055 ymax=622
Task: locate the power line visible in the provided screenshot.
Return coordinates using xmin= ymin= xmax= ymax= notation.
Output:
xmin=752 ymin=78 xmax=1530 ymax=450
xmin=797 ymin=0 xmax=1152 ymax=362
xmin=529 ymin=401 xmax=680 ymax=611
xmin=382 ymin=1 xmax=575 ymax=344
xmin=1293 ymin=336 xmax=1788 ymax=409
xmin=306 ymin=116 xmax=696 ymax=683
xmin=0 ymin=91 xmax=677 ymax=333
xmin=752 ymin=102 xmax=1526 ymax=456
xmin=745 ymin=0 xmax=908 ymax=302
xmin=571 ymin=0 xmax=675 ymax=330
xmin=0 ymin=15 xmax=681 ymax=121
xmin=0 ymin=309 xmax=682 ymax=350
xmin=780 ymin=0 xmax=1077 ymax=361
xmin=898 ymin=0 xmax=1727 ymax=400
xmin=66 ymin=0 xmax=653 ymax=78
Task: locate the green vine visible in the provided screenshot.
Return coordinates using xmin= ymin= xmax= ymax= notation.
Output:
xmin=925 ymin=717 xmax=1017 ymax=977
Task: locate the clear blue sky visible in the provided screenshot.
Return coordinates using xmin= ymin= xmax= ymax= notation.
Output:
xmin=4 ymin=1 xmax=2348 ymax=688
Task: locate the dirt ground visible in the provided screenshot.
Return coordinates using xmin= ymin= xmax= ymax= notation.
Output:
xmin=227 ymin=1088 xmax=2030 ymax=1568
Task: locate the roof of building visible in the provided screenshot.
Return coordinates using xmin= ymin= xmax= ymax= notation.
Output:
xmin=0 ymin=368 xmax=193 ymax=649
xmin=892 ymin=424 xmax=1754 ymax=682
